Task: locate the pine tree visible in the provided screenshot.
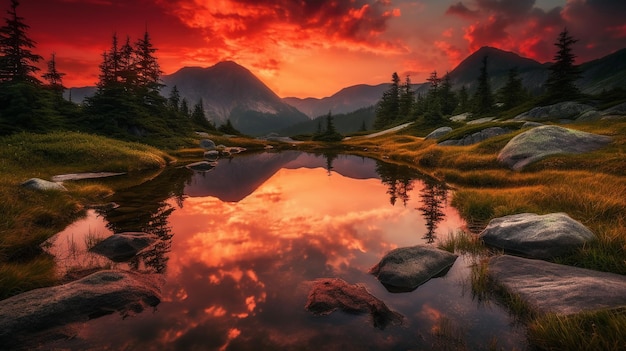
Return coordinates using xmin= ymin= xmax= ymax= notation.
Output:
xmin=499 ymin=67 xmax=526 ymax=109
xmin=374 ymin=72 xmax=400 ymax=129
xmin=41 ymin=52 xmax=65 ymax=94
xmin=472 ymin=56 xmax=494 ymax=115
xmin=455 ymin=85 xmax=470 ymax=113
xmin=0 ymin=0 xmax=42 ymax=83
xmin=544 ymin=28 xmax=581 ymax=100
xmin=424 ymin=70 xmax=443 ymax=121
xmin=398 ymin=75 xmax=414 ymax=121
xmin=439 ymin=73 xmax=457 ymax=116
xmin=180 ymin=98 xmax=190 ymax=117
xmin=168 ymin=85 xmax=180 ymax=112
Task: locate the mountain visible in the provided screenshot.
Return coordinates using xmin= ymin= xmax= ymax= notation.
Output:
xmin=284 ymin=83 xmax=390 ymax=118
xmin=162 ymin=61 xmax=308 ymax=136
xmin=277 ymin=106 xmax=376 ymax=136
xmin=447 ymin=46 xmax=549 ymax=94
xmin=578 ymin=48 xmax=626 ymax=94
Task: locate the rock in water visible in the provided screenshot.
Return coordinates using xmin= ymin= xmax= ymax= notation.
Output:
xmin=90 ymin=232 xmax=158 ymax=262
xmin=20 ymin=178 xmax=67 ymax=191
xmin=479 ymin=213 xmax=596 ymax=259
xmin=497 ymin=125 xmax=611 ymax=170
xmin=369 ymin=245 xmax=457 ymax=292
xmin=305 ymin=278 xmax=403 ymax=329
xmin=0 ymin=270 xmax=162 ymax=348
xmin=488 ymin=255 xmax=626 ymax=315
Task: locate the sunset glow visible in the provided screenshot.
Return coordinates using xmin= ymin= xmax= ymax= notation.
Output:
xmin=18 ymin=1 xmax=626 ymax=97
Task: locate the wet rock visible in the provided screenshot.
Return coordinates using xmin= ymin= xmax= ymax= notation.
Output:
xmin=21 ymin=178 xmax=67 ymax=192
xmin=438 ymin=127 xmax=511 ymax=146
xmin=497 ymin=125 xmax=612 ymax=170
xmin=204 ymin=150 xmax=220 ymax=161
xmin=369 ymin=245 xmax=457 ymax=292
xmin=0 ymin=270 xmax=162 ymax=348
xmin=479 ymin=213 xmax=596 ymax=259
xmin=514 ymin=101 xmax=595 ymax=121
xmin=199 ymin=139 xmax=216 ymax=150
xmin=90 ymin=232 xmax=158 ymax=262
xmin=425 ymin=127 xmax=452 ymax=140
xmin=488 ymin=255 xmax=626 ymax=315
xmin=305 ymin=278 xmax=403 ymax=329
xmin=185 ymin=161 xmax=218 ymax=172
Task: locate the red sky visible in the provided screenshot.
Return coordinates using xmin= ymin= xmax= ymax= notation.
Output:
xmin=16 ymin=0 xmax=626 ymax=98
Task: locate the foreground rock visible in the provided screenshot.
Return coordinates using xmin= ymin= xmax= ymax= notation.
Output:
xmin=488 ymin=255 xmax=626 ymax=315
xmin=425 ymin=126 xmax=452 ymax=140
xmin=497 ymin=125 xmax=612 ymax=170
xmin=305 ymin=278 xmax=403 ymax=329
xmin=20 ymin=178 xmax=67 ymax=192
xmin=369 ymin=245 xmax=457 ymax=292
xmin=90 ymin=232 xmax=158 ymax=262
xmin=438 ymin=127 xmax=511 ymax=146
xmin=480 ymin=213 xmax=596 ymax=259
xmin=0 ymin=270 xmax=162 ymax=348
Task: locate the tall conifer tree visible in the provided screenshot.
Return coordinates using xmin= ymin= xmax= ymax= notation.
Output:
xmin=0 ymin=0 xmax=42 ymax=83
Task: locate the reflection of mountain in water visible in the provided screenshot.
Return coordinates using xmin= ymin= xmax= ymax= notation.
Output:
xmin=184 ymin=151 xmax=380 ymax=202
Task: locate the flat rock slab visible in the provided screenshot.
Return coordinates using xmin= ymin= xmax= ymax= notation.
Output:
xmin=0 ymin=270 xmax=162 ymax=348
xmin=305 ymin=278 xmax=403 ymax=329
xmin=480 ymin=213 xmax=596 ymax=259
xmin=90 ymin=232 xmax=158 ymax=262
xmin=497 ymin=125 xmax=612 ymax=170
xmin=51 ymin=172 xmax=126 ymax=182
xmin=369 ymin=245 xmax=457 ymax=292
xmin=514 ymin=101 xmax=595 ymax=121
xmin=185 ymin=161 xmax=218 ymax=172
xmin=438 ymin=127 xmax=511 ymax=146
xmin=21 ymin=178 xmax=67 ymax=191
xmin=488 ymin=255 xmax=626 ymax=315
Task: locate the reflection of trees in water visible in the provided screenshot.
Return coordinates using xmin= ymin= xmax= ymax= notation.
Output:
xmin=418 ymin=180 xmax=448 ymax=244
xmin=97 ymin=167 xmax=191 ymax=273
xmin=375 ymin=161 xmax=415 ymax=207
xmin=322 ymin=152 xmax=338 ymax=176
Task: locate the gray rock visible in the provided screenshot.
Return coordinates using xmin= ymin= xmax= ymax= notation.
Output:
xmin=479 ymin=213 xmax=596 ymax=259
xmin=369 ymin=245 xmax=457 ymax=292
xmin=51 ymin=172 xmax=125 ymax=182
xmin=21 ymin=178 xmax=67 ymax=191
xmin=199 ymin=139 xmax=216 ymax=150
xmin=514 ymin=101 xmax=595 ymax=121
xmin=521 ymin=121 xmax=543 ymax=128
xmin=0 ymin=270 xmax=161 ymax=348
xmin=185 ymin=161 xmax=218 ymax=172
xmin=601 ymin=102 xmax=626 ymax=116
xmin=90 ymin=232 xmax=158 ymax=262
xmin=204 ymin=150 xmax=220 ymax=161
xmin=425 ymin=127 xmax=452 ymax=140
xmin=488 ymin=255 xmax=626 ymax=315
xmin=576 ymin=110 xmax=602 ymax=121
xmin=305 ymin=278 xmax=403 ymax=329
xmin=497 ymin=125 xmax=612 ymax=170
xmin=438 ymin=127 xmax=511 ymax=146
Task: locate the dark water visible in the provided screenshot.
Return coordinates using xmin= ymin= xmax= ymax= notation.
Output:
xmin=45 ymin=151 xmax=528 ymax=350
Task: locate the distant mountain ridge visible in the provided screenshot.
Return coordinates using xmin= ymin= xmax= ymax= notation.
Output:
xmin=161 ymin=61 xmax=308 ymax=136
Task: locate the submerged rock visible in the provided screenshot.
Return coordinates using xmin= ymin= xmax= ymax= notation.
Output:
xmin=479 ymin=213 xmax=596 ymax=259
xmin=185 ymin=161 xmax=218 ymax=172
xmin=305 ymin=278 xmax=403 ymax=329
xmin=90 ymin=232 xmax=158 ymax=262
xmin=0 ymin=270 xmax=162 ymax=348
xmin=497 ymin=125 xmax=612 ymax=170
xmin=488 ymin=255 xmax=626 ymax=315
xmin=20 ymin=178 xmax=67 ymax=192
xmin=369 ymin=245 xmax=457 ymax=292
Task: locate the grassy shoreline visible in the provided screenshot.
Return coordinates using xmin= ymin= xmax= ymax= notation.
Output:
xmin=1 ymin=123 xmax=625 ymax=349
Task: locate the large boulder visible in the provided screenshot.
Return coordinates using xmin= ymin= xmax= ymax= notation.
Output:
xmin=199 ymin=139 xmax=216 ymax=150
xmin=425 ymin=126 xmax=452 ymax=140
xmin=369 ymin=245 xmax=457 ymax=292
xmin=514 ymin=101 xmax=595 ymax=121
xmin=20 ymin=178 xmax=67 ymax=192
xmin=488 ymin=255 xmax=626 ymax=315
xmin=479 ymin=213 xmax=596 ymax=259
xmin=90 ymin=232 xmax=158 ymax=262
xmin=438 ymin=127 xmax=511 ymax=146
xmin=305 ymin=278 xmax=403 ymax=329
xmin=0 ymin=270 xmax=162 ymax=348
xmin=497 ymin=125 xmax=612 ymax=170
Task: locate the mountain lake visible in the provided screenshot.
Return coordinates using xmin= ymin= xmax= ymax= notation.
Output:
xmin=36 ymin=151 xmax=528 ymax=350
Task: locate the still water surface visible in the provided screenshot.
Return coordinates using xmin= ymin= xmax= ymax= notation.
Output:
xmin=47 ymin=151 xmax=528 ymax=350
